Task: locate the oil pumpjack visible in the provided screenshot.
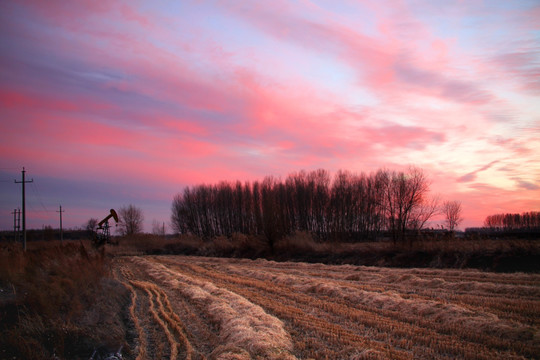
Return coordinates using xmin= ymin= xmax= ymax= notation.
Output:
xmin=93 ymin=209 xmax=119 ymax=248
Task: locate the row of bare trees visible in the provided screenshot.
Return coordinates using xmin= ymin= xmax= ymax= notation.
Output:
xmin=171 ymin=167 xmax=461 ymax=245
xmin=484 ymin=211 xmax=540 ymax=230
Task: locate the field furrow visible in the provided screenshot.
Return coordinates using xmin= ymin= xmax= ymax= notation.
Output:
xmin=154 ymin=259 xmax=402 ymax=359
xmin=211 ymin=262 xmax=537 ymax=353
xmin=113 ymin=255 xmax=540 ymax=360
xmin=158 ymin=258 xmax=524 ymax=359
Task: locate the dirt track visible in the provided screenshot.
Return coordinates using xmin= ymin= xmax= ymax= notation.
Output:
xmin=113 ymin=255 xmax=540 ymax=360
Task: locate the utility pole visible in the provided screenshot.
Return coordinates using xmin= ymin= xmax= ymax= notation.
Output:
xmin=11 ymin=209 xmax=18 ymax=242
xmin=57 ymin=205 xmax=65 ymax=242
xmin=14 ymin=167 xmax=33 ymax=251
xmin=16 ymin=208 xmax=20 ymax=242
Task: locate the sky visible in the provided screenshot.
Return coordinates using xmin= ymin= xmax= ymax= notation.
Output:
xmin=1 ymin=0 xmax=539 ymax=233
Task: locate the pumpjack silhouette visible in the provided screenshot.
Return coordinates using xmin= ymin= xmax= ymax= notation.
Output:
xmin=93 ymin=209 xmax=119 ymax=248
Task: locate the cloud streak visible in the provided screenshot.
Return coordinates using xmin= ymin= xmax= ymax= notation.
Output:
xmin=457 ymin=161 xmax=500 ymax=183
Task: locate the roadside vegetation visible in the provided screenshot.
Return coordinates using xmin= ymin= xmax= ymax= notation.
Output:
xmin=0 ymin=241 xmax=128 ymax=360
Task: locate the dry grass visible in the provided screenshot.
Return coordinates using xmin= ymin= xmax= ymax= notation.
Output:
xmin=9 ymin=235 xmax=535 ymax=359
xmin=107 ymin=234 xmax=180 ymax=256
xmin=0 ymin=241 xmax=128 ymax=359
xmin=114 ymin=255 xmax=540 ymax=359
xmin=133 ymin=257 xmax=296 ymax=359
xmin=113 ymin=232 xmax=540 ymax=272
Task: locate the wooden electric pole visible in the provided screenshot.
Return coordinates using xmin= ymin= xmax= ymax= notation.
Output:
xmin=16 ymin=209 xmax=21 ymax=242
xmin=14 ymin=167 xmax=33 ymax=251
xmin=57 ymin=205 xmax=65 ymax=242
xmin=11 ymin=209 xmax=19 ymax=242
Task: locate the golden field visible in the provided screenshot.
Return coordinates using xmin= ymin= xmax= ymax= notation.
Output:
xmin=113 ymin=255 xmax=540 ymax=359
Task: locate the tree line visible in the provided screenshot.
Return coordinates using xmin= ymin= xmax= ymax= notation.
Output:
xmin=484 ymin=211 xmax=540 ymax=230
xmin=171 ymin=167 xmax=458 ymax=246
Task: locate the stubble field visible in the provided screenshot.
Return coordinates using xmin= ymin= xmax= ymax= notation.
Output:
xmin=113 ymin=255 xmax=540 ymax=359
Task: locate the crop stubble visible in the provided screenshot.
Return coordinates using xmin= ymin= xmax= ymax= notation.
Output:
xmin=113 ymin=256 xmax=540 ymax=360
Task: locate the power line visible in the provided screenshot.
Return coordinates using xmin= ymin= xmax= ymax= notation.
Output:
xmin=29 ymin=181 xmax=51 ymax=213
xmin=0 ymin=168 xmax=22 ymax=182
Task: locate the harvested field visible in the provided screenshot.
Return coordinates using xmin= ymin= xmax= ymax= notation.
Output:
xmin=113 ymin=255 xmax=540 ymax=359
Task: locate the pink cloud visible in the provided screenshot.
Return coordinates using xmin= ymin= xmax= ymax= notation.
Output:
xmin=492 ymin=51 xmax=540 ymax=94
xmin=514 ymin=179 xmax=540 ymax=191
xmin=4 ymin=2 xmax=232 ymax=115
xmin=362 ymin=125 xmax=445 ymax=150
xmin=221 ymin=2 xmax=397 ymax=87
xmin=1 ymin=0 xmax=538 ymax=231
xmin=1 ymin=0 xmax=450 ymax=173
xmin=457 ymin=161 xmax=500 ymax=183
xmin=156 ymin=116 xmax=210 ymax=137
xmin=0 ymin=89 xmax=114 ymax=113
xmin=219 ymin=1 xmax=497 ymax=108
xmin=17 ymin=1 xmax=145 ymax=33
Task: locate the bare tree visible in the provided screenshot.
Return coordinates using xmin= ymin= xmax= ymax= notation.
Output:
xmin=85 ymin=218 xmax=99 ymax=233
xmin=484 ymin=211 xmax=540 ymax=230
xmin=170 ymin=166 xmax=438 ymax=242
xmin=442 ymin=200 xmax=463 ymax=231
xmin=171 ymin=193 xmax=185 ymax=234
xmin=261 ymin=176 xmax=282 ymax=251
xmin=409 ymin=194 xmax=441 ymax=231
xmin=383 ymin=167 xmax=430 ymax=244
xmin=118 ymin=204 xmax=144 ymax=236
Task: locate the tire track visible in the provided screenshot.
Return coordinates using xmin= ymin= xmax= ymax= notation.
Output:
xmin=133 ymin=257 xmax=298 ymax=360
xmin=115 ymin=258 xmax=196 ymax=360
xmin=131 ymin=281 xmax=180 ymax=360
xmin=125 ymin=281 xmax=147 ymax=360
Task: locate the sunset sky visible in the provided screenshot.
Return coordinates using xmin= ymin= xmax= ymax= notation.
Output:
xmin=1 ymin=0 xmax=539 ymax=232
